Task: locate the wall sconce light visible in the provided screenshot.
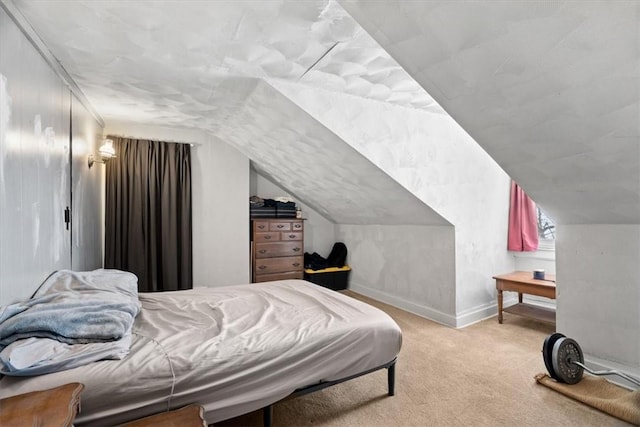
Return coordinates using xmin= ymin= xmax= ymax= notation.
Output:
xmin=88 ymin=139 xmax=116 ymax=168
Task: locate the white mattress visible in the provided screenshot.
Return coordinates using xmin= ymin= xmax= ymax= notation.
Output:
xmin=0 ymin=280 xmax=402 ymax=425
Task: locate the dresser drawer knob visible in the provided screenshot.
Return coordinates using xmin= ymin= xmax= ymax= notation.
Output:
xmin=289 ymin=234 xmax=295 ymax=238
xmin=258 ymin=225 xmax=265 ymax=229
xmin=264 ymin=235 xmax=272 ymax=240
xmin=293 ymin=263 xmax=300 ymax=267
xmin=277 ymin=225 xmax=284 ymax=229
xmin=293 ymin=247 xmax=301 ymax=252
xmin=258 ymin=265 xmax=267 ymax=270
xmin=258 ymin=249 xmax=267 ymax=254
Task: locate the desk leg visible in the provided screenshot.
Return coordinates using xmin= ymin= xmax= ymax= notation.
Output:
xmin=498 ymin=289 xmax=503 ymax=324
xmin=518 ymin=293 xmax=523 ymax=304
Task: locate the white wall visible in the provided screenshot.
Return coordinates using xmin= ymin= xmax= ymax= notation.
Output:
xmin=251 ymin=170 xmax=336 ymax=256
xmin=1 ymin=7 xmax=73 ymax=304
xmin=513 ymin=251 xmax=556 ymax=275
xmin=104 ymin=122 xmax=250 ymax=287
xmin=512 ymin=248 xmax=556 ymax=309
xmin=338 ymin=224 xmax=456 ymax=325
xmin=71 ymin=94 xmax=104 ymax=271
xmin=556 ymin=225 xmax=640 ymax=376
xmin=193 ymin=135 xmax=250 ymax=286
xmin=1 ymin=8 xmax=104 ymax=304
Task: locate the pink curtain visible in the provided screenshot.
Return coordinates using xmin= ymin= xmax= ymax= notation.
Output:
xmin=507 ymin=181 xmax=539 ymax=251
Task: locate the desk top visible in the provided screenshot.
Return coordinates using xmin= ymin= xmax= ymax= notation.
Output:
xmin=493 ymin=270 xmax=556 ymax=289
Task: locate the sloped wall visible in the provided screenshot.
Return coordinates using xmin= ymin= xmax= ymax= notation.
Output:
xmin=340 ymin=0 xmax=640 ymax=225
xmin=250 ymin=169 xmax=457 ymax=320
xmin=271 ymin=81 xmax=514 ymax=325
xmin=218 ymin=81 xmax=448 ymax=227
xmin=341 ymin=0 xmax=640 ymax=369
xmin=216 ymin=80 xmax=461 ymax=320
xmin=251 ymin=170 xmax=337 ymax=255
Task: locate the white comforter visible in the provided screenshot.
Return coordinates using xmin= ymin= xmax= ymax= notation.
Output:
xmin=0 ymin=280 xmax=402 ymax=425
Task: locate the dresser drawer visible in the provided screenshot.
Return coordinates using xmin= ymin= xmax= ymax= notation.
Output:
xmin=254 ymin=232 xmax=279 ymax=242
xmin=253 ymin=221 xmax=269 ymax=232
xmin=254 ymin=256 xmax=303 ymax=275
xmin=281 ymin=231 xmax=302 ymax=241
xmin=269 ymin=221 xmax=291 ymax=232
xmin=251 ymin=219 xmax=305 ymax=283
xmin=254 ymin=271 xmax=304 ymax=283
xmin=254 ymin=242 xmax=303 ymax=258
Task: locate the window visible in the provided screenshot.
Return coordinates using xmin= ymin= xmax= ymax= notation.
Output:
xmin=536 ymin=207 xmax=555 ymax=250
xmin=537 ymin=207 xmax=555 ymax=239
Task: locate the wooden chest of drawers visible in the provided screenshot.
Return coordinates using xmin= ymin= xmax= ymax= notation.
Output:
xmin=252 ymin=219 xmax=304 ymax=283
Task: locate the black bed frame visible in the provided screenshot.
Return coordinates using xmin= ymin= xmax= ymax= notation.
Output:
xmin=261 ymin=358 xmax=396 ymax=427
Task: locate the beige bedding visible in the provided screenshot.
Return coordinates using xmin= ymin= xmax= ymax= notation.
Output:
xmin=0 ymin=280 xmax=402 ymax=425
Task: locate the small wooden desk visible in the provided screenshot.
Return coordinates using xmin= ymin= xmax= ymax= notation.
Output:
xmin=493 ymin=271 xmax=556 ymax=324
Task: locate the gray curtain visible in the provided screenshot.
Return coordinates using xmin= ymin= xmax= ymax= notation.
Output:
xmin=105 ymin=136 xmax=192 ymax=292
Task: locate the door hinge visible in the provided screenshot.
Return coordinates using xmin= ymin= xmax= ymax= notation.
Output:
xmin=64 ymin=206 xmax=71 ymax=230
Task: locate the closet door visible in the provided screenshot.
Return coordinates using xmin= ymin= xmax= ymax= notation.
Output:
xmin=70 ymin=94 xmax=103 ymax=271
xmin=0 ymin=7 xmax=71 ymax=305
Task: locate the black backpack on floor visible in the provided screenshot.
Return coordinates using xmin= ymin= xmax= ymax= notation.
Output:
xmin=304 ymin=252 xmax=328 ymax=270
xmin=326 ymin=242 xmax=347 ymax=268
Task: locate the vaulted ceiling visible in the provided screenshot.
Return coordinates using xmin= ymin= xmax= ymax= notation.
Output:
xmin=342 ymin=0 xmax=640 ymax=224
xmin=10 ymin=0 xmax=639 ymax=225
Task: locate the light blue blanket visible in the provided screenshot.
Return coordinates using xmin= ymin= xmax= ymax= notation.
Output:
xmin=0 ymin=269 xmax=141 ymax=348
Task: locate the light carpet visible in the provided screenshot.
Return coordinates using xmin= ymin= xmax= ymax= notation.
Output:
xmin=215 ymin=291 xmax=632 ymax=426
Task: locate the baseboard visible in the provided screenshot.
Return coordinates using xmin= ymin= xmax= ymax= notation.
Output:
xmin=348 ymin=282 xmax=457 ymax=327
xmin=349 ymin=283 xmax=521 ymax=329
xmin=583 ymin=354 xmax=640 ymax=390
xmin=455 ymin=296 xmax=518 ymax=328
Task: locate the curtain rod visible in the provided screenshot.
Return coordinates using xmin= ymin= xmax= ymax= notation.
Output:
xmin=106 ymin=134 xmax=202 ymax=146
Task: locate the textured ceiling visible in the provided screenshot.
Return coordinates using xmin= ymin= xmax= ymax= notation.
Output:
xmin=341 ymin=0 xmax=640 ymax=224
xmin=12 ymin=0 xmax=440 ymax=128
xmin=10 ymin=0 xmax=448 ymax=225
xmin=218 ymin=81 xmax=448 ymax=225
xmin=10 ymin=0 xmax=639 ymax=225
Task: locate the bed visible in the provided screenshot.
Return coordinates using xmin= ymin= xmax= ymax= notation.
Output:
xmin=0 ymin=275 xmax=402 ymax=426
